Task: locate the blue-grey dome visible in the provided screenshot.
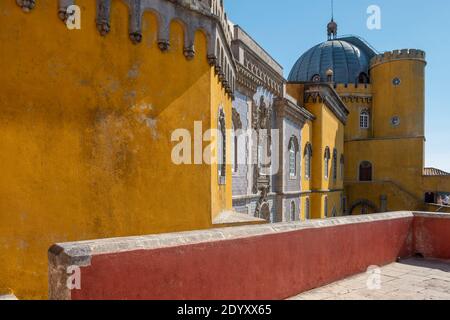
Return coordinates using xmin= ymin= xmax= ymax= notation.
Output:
xmin=288 ymin=37 xmax=377 ymax=84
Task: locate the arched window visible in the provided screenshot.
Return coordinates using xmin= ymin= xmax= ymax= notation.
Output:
xmin=332 ymin=149 xmax=338 ymax=181
xmin=324 ymin=196 xmax=328 ymax=218
xmin=233 ymin=132 xmax=238 ymax=173
xmin=305 ymin=197 xmax=310 ymax=220
xmin=360 ymin=109 xmax=370 ymax=129
xmin=218 ymin=108 xmax=226 ymax=184
xmin=340 ymin=154 xmax=345 ymax=180
xmin=358 ymin=72 xmax=369 ymax=84
xmin=324 ymin=147 xmax=331 ymax=180
xmin=288 ymin=136 xmax=299 ymax=179
xmin=304 ymin=143 xmax=312 ymax=180
xmin=232 ymin=108 xmax=242 ymax=174
xmin=359 ymin=161 xmax=373 ymax=182
xmin=290 ymin=201 xmax=296 ymax=222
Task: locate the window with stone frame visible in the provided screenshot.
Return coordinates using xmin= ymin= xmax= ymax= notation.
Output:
xmin=231 ymin=108 xmax=242 ymax=174
xmin=360 ymin=109 xmax=370 ymax=129
xmin=288 ymin=136 xmax=299 ymax=179
xmin=218 ymin=108 xmax=226 ymax=184
xmin=324 ymin=196 xmax=328 ymax=218
xmin=304 ymin=143 xmax=312 ymax=180
xmin=305 ymin=197 xmax=310 ymax=220
xmin=332 ymin=148 xmax=338 ymax=181
xmin=359 ymin=161 xmax=373 ymax=182
xmin=324 ymin=147 xmax=331 ymax=180
xmin=290 ymin=201 xmax=296 ymax=222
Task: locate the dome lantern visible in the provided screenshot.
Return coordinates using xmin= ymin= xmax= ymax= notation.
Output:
xmin=327 ymin=19 xmax=338 ymax=40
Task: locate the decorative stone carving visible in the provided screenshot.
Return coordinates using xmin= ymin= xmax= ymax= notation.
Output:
xmin=231 ymin=108 xmax=242 ymax=130
xmin=208 ymin=55 xmax=217 ymax=66
xmin=129 ymin=32 xmax=143 ymax=44
xmin=96 ymin=0 xmax=111 ymax=36
xmin=255 ymin=182 xmax=270 ymax=221
xmin=183 ymin=46 xmax=195 ymax=60
xmin=58 ymin=0 xmax=74 ymax=22
xmin=218 ymin=108 xmax=226 ymax=183
xmin=16 ymin=0 xmax=36 ymax=13
xmin=158 ymin=40 xmax=170 ymax=52
xmin=118 ymin=0 xmax=235 ymax=95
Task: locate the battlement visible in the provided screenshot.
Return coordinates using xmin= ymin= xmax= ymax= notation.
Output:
xmin=370 ymin=49 xmax=426 ymax=68
xmin=333 ymin=83 xmax=372 ymax=93
xmin=14 ymin=0 xmax=237 ymax=95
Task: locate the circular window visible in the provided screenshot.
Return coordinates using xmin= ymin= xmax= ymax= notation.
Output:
xmin=393 ymin=78 xmax=401 ymax=86
xmin=391 ymin=116 xmax=400 ymax=126
xmin=312 ymin=74 xmax=321 ymax=83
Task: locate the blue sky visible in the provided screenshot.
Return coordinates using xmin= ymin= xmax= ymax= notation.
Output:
xmin=226 ymin=0 xmax=450 ymax=172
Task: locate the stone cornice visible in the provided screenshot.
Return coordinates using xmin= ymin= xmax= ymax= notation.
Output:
xmin=303 ymin=83 xmax=349 ymax=124
xmin=274 ymin=97 xmax=314 ymax=124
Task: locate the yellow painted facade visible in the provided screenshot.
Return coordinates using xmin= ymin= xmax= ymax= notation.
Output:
xmin=1 ymin=1 xmax=450 ymax=300
xmin=288 ymin=84 xmax=346 ymax=219
xmin=0 ymin=1 xmax=233 ymax=299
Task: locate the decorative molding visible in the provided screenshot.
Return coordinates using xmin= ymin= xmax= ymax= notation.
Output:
xmin=218 ymin=108 xmax=226 ymax=183
xmin=304 ymin=83 xmax=349 ymax=124
xmin=58 ymin=0 xmax=74 ymax=22
xmin=232 ymin=108 xmax=242 ymax=130
xmin=16 ymin=0 xmax=36 ymax=13
xmin=14 ymin=0 xmax=238 ymax=98
xmin=96 ymin=0 xmax=111 ymax=36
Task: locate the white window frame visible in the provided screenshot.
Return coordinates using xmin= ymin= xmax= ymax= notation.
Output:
xmin=360 ymin=109 xmax=370 ymax=129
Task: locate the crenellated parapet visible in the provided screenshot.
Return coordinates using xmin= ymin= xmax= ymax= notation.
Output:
xmin=370 ymin=49 xmax=426 ymax=68
xmin=15 ymin=0 xmax=236 ymax=96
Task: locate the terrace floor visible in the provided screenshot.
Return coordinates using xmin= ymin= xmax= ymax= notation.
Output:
xmin=290 ymin=258 xmax=450 ymax=300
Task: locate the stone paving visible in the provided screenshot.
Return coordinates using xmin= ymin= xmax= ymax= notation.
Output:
xmin=290 ymin=258 xmax=450 ymax=300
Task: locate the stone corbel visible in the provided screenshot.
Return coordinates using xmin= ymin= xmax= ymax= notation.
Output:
xmin=207 ymin=55 xmax=217 ymax=66
xmin=183 ymin=45 xmax=195 ymax=60
xmin=158 ymin=39 xmax=170 ymax=52
xmin=16 ymin=0 xmax=36 ymax=13
xmin=58 ymin=0 xmax=75 ymax=22
xmin=128 ymin=0 xmax=142 ymax=44
xmin=96 ymin=0 xmax=111 ymax=36
xmin=183 ymin=25 xmax=196 ymax=60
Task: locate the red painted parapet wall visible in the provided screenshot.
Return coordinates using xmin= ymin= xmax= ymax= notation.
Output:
xmin=413 ymin=212 xmax=450 ymax=260
xmin=48 ymin=212 xmax=450 ymax=300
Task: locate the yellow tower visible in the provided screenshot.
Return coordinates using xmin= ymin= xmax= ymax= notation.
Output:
xmin=370 ymin=49 xmax=426 ymax=139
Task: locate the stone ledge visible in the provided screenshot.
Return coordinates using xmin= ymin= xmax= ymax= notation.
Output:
xmin=212 ymin=211 xmax=266 ymax=225
xmin=50 ymin=211 xmax=414 ymax=261
xmin=413 ymin=211 xmax=450 ymax=219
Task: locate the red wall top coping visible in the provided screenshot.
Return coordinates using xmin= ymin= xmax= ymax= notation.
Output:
xmin=49 ymin=211 xmax=415 ymax=262
xmin=47 ymin=211 xmax=450 ymax=300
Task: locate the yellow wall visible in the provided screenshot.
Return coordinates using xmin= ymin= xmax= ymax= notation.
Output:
xmin=0 ymin=1 xmax=231 ymax=299
xmin=341 ymin=53 xmax=441 ymax=215
xmin=287 ymin=83 xmax=345 ymax=220
xmin=371 ymin=58 xmax=426 ymax=139
xmin=334 ymin=84 xmax=373 ymax=141
xmin=300 ymin=119 xmax=312 ymax=192
xmin=343 ymin=136 xmax=438 ymax=214
xmin=210 ymin=74 xmax=233 ymax=221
